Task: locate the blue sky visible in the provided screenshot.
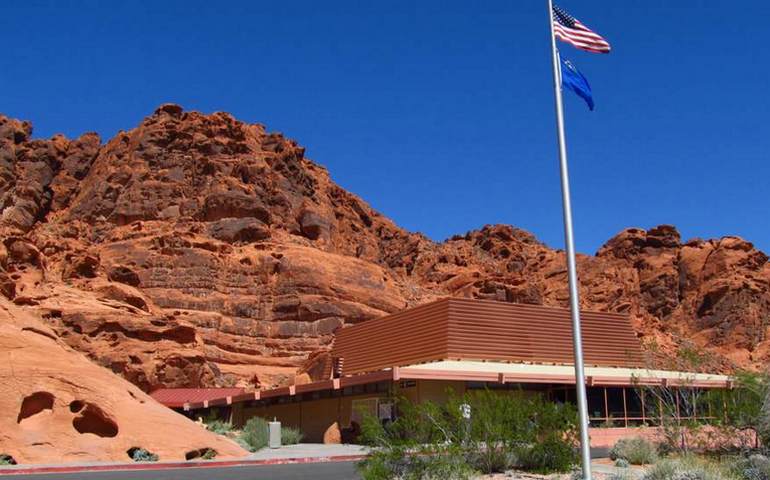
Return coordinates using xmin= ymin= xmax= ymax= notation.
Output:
xmin=2 ymin=1 xmax=769 ymax=254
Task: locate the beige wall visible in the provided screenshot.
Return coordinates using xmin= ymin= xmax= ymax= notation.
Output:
xmin=300 ymin=397 xmax=341 ymax=442
xmin=416 ymin=380 xmax=466 ymax=403
xmin=242 ymin=402 xmax=302 ymax=430
xmin=237 ymin=380 xmax=470 ymax=443
xmin=239 ymin=391 xmax=391 ymax=443
xmin=393 ymin=379 xmax=466 ymax=404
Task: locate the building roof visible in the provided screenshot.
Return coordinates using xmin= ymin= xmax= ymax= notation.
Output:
xmin=176 ymin=299 xmax=729 ymax=411
xmin=330 ymin=298 xmax=645 ymax=375
xmin=149 ymin=388 xmax=245 ymax=408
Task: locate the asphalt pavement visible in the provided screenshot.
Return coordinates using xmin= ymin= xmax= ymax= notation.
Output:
xmin=0 ymin=461 xmax=361 ymax=480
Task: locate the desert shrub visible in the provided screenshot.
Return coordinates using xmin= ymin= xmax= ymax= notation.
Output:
xmin=357 ymin=389 xmax=578 ymax=479
xmin=358 ymin=397 xmax=470 ymax=480
xmin=360 ymin=444 xmax=474 ymax=480
xmin=616 ymin=458 xmax=631 ymax=468
xmin=281 ymin=426 xmax=303 ymax=445
xmin=0 ymin=454 xmax=16 ymax=465
xmin=129 ymin=448 xmax=158 ymax=462
xmin=206 ymin=420 xmax=233 ymax=435
xmin=201 ymin=449 xmax=217 ymax=460
xmin=610 ymin=437 xmax=659 ymax=465
xmin=465 ymin=449 xmax=517 ymax=475
xmin=643 ymin=459 xmax=679 ymax=480
xmin=571 ymin=467 xmax=584 ymax=480
xmin=727 ymin=454 xmax=770 ymax=480
xmin=239 ymin=417 xmax=269 ymax=452
xmin=203 ymin=412 xmax=232 ymax=435
xmin=643 ymin=457 xmax=729 ymax=480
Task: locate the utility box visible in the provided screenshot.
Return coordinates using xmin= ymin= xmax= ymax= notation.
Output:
xmin=268 ymin=420 xmax=281 ymax=449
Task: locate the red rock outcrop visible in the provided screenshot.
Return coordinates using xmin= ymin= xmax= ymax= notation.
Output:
xmin=1 ymin=105 xmax=768 ymax=404
xmin=0 ymin=299 xmax=247 ymax=464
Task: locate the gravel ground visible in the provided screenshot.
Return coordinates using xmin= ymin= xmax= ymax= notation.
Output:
xmin=479 ymin=471 xmax=604 ymax=480
xmin=477 ymin=460 xmax=647 ymax=479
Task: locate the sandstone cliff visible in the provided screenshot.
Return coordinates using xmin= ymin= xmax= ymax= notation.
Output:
xmin=0 ymin=299 xmax=247 ymax=464
xmin=1 ymin=105 xmax=768 ymax=398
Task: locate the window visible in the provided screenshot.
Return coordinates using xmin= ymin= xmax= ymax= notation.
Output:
xmin=351 ymin=398 xmax=378 ymax=425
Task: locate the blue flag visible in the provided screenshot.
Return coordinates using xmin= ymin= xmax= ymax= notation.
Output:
xmin=560 ymin=56 xmax=594 ymax=111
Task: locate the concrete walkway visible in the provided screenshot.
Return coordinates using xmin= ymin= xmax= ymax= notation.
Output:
xmin=250 ymin=443 xmax=369 ymax=460
xmin=591 ymin=460 xmax=646 ymax=479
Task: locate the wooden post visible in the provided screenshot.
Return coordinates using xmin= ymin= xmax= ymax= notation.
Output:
xmin=604 ymin=387 xmax=609 ymax=426
xmin=675 ymin=389 xmax=681 ymax=425
xmin=723 ymin=395 xmax=728 ymax=424
xmin=640 ymin=389 xmax=646 ymax=424
xmin=622 ymin=388 xmax=628 ymax=428
xmin=659 ymin=397 xmax=663 ymax=426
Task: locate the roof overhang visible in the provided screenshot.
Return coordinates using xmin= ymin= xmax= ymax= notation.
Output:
xmin=401 ymin=360 xmax=732 ymax=388
xmin=183 ymin=361 xmax=731 ymax=411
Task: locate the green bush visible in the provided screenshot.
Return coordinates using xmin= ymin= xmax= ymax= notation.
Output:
xmin=460 ymin=389 xmax=577 ymax=474
xmin=281 ymin=426 xmax=303 ymax=445
xmin=239 ymin=417 xmax=269 ymax=452
xmin=518 ymin=436 xmax=577 ymax=473
xmin=0 ymin=454 xmax=16 ymax=465
xmin=455 ymin=389 xmax=527 ymax=473
xmin=610 ymin=437 xmax=659 ymax=465
xmin=201 ymin=449 xmax=217 ymax=460
xmin=357 ymin=389 xmax=578 ymax=479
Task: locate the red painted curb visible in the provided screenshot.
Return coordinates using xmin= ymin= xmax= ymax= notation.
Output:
xmin=0 ymin=454 xmax=368 ymax=476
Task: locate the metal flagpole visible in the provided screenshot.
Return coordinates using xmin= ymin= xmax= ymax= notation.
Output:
xmin=546 ymin=0 xmax=592 ymax=478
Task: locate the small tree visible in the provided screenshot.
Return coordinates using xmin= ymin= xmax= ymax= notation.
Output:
xmin=640 ymin=341 xmax=769 ymax=454
xmin=703 ymin=370 xmax=769 ymax=451
xmin=638 ymin=343 xmax=720 ymax=453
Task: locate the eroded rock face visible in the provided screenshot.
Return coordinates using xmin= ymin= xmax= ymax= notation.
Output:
xmin=0 ymin=300 xmax=247 ymax=464
xmin=1 ymin=105 xmax=768 ymax=405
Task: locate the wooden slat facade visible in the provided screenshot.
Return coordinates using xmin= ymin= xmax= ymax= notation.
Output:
xmin=331 ymin=300 xmax=451 ymax=376
xmin=331 ymin=298 xmax=644 ymax=376
xmin=446 ymin=299 xmax=643 ymax=368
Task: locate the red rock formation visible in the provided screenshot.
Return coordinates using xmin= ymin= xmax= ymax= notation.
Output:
xmin=1 ymin=105 xmax=768 ymax=406
xmin=0 ymin=299 xmax=247 ymax=464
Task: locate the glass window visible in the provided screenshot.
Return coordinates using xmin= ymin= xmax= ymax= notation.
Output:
xmin=587 ymin=387 xmax=605 ymax=420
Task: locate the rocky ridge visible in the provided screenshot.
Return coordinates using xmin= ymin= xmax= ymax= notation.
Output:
xmin=1 ymin=105 xmax=768 ymax=397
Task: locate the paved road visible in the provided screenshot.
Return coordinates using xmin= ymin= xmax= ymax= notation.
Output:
xmin=0 ymin=461 xmax=361 ymax=480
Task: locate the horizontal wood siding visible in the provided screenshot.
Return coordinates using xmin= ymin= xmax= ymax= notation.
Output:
xmin=331 ymin=299 xmax=451 ymax=375
xmin=446 ymin=299 xmax=644 ymax=367
xmin=330 ymin=298 xmax=645 ymax=376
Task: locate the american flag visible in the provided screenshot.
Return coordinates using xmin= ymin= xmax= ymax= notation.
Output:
xmin=552 ymin=5 xmax=611 ymax=54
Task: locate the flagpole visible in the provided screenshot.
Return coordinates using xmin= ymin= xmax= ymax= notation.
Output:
xmin=546 ymin=0 xmax=593 ymax=478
